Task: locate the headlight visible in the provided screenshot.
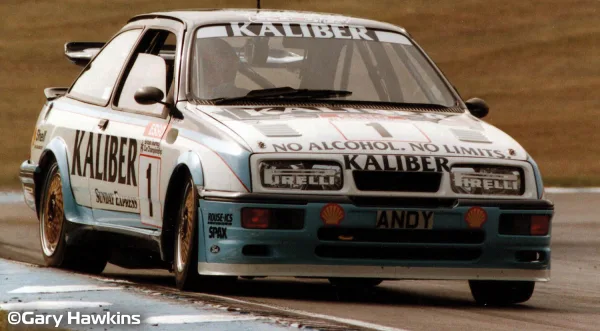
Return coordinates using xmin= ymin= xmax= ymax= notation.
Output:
xmin=259 ymin=160 xmax=343 ymax=191
xmin=451 ymin=165 xmax=523 ymax=195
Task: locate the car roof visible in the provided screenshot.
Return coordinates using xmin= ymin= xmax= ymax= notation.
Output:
xmin=128 ymin=8 xmax=407 ymax=34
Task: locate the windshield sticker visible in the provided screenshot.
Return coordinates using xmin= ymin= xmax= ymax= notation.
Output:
xmin=248 ymin=12 xmax=352 ymax=25
xmin=229 ymin=22 xmax=376 ymax=40
xmin=196 ymin=23 xmax=380 ymax=41
xmin=374 ymin=31 xmax=412 ymax=45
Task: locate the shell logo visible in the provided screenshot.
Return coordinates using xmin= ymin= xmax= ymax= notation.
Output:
xmin=320 ymin=203 xmax=345 ymax=226
xmin=464 ymin=207 xmax=487 ymax=228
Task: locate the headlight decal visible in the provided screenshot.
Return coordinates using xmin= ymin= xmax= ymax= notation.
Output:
xmin=451 ymin=165 xmax=524 ymax=195
xmin=260 ymin=160 xmax=343 ymax=191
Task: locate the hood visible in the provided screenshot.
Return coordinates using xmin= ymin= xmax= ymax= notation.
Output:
xmin=195 ymin=105 xmax=527 ymax=161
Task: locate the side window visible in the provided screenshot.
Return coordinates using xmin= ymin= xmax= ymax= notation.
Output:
xmin=69 ymin=29 xmax=142 ymax=105
xmin=115 ymin=30 xmax=178 ymax=116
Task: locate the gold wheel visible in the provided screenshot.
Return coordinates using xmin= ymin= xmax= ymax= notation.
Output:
xmin=176 ymin=182 xmax=196 ymax=273
xmin=41 ymin=170 xmax=64 ymax=257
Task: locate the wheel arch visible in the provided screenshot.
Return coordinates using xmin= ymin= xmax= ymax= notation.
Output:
xmin=160 ymin=151 xmax=204 ymax=262
xmin=35 ymin=137 xmax=77 ymax=220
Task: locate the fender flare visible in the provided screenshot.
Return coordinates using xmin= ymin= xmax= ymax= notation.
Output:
xmin=159 ymin=151 xmax=204 ymax=262
xmin=174 ymin=151 xmax=204 ymax=187
xmin=39 ymin=137 xmax=83 ymax=222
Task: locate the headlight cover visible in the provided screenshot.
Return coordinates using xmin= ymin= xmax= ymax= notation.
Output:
xmin=259 ymin=160 xmax=343 ymax=191
xmin=451 ymin=165 xmax=524 ymax=195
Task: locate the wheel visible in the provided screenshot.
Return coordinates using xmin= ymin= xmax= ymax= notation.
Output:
xmin=173 ymin=175 xmax=236 ymax=291
xmin=174 ymin=176 xmax=203 ymax=290
xmin=469 ymin=280 xmax=535 ymax=306
xmin=328 ymin=278 xmax=383 ymax=288
xmin=39 ymin=161 xmax=107 ymax=274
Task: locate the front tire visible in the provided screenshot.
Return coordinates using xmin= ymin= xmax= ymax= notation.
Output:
xmin=174 ymin=176 xmax=203 ymax=290
xmin=39 ymin=161 xmax=107 ymax=274
xmin=469 ymin=280 xmax=535 ymax=305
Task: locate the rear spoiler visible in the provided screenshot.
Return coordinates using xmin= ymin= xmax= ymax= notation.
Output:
xmin=64 ymin=42 xmax=177 ymax=66
xmin=64 ymin=42 xmax=104 ymax=66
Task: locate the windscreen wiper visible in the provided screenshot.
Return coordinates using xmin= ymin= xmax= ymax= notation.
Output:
xmin=212 ymin=87 xmax=352 ymax=104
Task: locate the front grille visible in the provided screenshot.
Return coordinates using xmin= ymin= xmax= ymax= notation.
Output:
xmin=315 ymin=245 xmax=481 ymax=261
xmin=353 ymin=171 xmax=442 ymax=192
xmin=318 ymin=228 xmax=485 ymax=244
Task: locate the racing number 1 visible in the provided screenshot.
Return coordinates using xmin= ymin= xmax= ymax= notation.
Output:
xmin=366 ymin=122 xmax=392 ymax=138
xmin=146 ymin=164 xmax=153 ymax=217
xmin=139 ymin=155 xmax=161 ymax=227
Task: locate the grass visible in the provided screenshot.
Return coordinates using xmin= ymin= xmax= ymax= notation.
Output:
xmin=0 ymin=0 xmax=598 ymax=187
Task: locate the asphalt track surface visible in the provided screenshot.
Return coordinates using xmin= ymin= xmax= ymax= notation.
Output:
xmin=1 ymin=192 xmax=599 ymax=331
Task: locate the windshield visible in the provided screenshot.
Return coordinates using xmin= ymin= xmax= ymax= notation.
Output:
xmin=191 ymin=23 xmax=456 ymax=106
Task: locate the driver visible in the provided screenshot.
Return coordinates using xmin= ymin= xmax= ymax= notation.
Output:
xmin=198 ymin=38 xmax=247 ymax=99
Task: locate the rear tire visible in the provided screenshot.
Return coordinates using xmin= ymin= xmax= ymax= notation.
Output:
xmin=39 ymin=161 xmax=107 ymax=274
xmin=328 ymin=278 xmax=383 ymax=288
xmin=469 ymin=280 xmax=535 ymax=305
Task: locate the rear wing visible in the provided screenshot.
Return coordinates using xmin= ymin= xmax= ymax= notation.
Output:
xmin=63 ymin=42 xmax=302 ymax=68
xmin=64 ymin=42 xmax=177 ymax=66
xmin=64 ymin=42 xmax=104 ymax=66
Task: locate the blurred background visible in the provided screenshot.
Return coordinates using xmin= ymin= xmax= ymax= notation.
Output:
xmin=0 ymin=0 xmax=598 ymax=188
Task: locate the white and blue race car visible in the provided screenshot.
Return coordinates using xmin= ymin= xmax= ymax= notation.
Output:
xmin=20 ymin=9 xmax=553 ymax=305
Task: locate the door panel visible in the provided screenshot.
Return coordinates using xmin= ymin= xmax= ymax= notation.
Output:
xmin=89 ymin=112 xmax=168 ymax=229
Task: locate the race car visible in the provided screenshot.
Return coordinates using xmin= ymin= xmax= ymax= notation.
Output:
xmin=19 ymin=9 xmax=553 ymax=305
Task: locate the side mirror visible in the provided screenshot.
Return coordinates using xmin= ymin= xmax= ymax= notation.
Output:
xmin=134 ymin=86 xmax=164 ymax=105
xmin=465 ymin=98 xmax=489 ymax=119
xmin=133 ymin=86 xmax=184 ymax=120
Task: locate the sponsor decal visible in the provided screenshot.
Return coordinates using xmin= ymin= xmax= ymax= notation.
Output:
xmin=344 ymin=155 xmax=450 ymax=172
xmin=320 ymin=203 xmax=344 ymax=225
xmin=263 ymin=168 xmax=337 ymax=186
xmin=140 ymin=140 xmax=162 ymax=156
xmin=34 ymin=129 xmax=47 ymax=142
xmin=210 ymin=245 xmax=220 ymax=254
xmin=207 ymin=213 xmax=233 ymax=226
xmin=94 ymin=189 xmax=138 ymax=210
xmin=144 ymin=123 xmax=169 ymax=138
xmin=221 ymin=107 xmax=454 ymax=122
xmin=208 ymin=226 xmax=228 ymax=239
xmin=228 ymin=22 xmax=376 ymax=40
xmin=71 ymin=130 xmax=138 ymax=186
xmin=376 ymin=210 xmax=434 ymax=229
xmin=248 ymin=12 xmax=351 ymax=25
xmin=32 ymin=129 xmax=47 ymax=150
xmin=464 ymin=207 xmax=487 ymax=228
xmin=454 ymin=173 xmax=520 ymax=192
xmin=270 ymin=141 xmax=507 ymax=158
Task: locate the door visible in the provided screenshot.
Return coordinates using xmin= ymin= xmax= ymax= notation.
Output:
xmin=65 ymin=29 xmax=143 ymax=208
xmin=89 ymin=28 xmax=178 ymax=229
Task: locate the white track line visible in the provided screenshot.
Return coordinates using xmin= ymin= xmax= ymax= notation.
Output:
xmin=144 ymin=314 xmax=259 ymax=324
xmin=199 ymin=293 xmax=411 ymax=331
xmin=0 ymin=301 xmax=112 ymax=310
xmin=545 ymin=187 xmax=600 ymax=194
xmin=9 ymin=285 xmax=121 ymax=294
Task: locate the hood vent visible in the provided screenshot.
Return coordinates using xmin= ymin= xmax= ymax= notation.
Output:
xmin=451 ymin=129 xmax=491 ymax=143
xmin=254 ymin=124 xmax=301 ymax=137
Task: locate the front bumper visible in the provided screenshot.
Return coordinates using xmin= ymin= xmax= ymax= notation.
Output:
xmin=197 ymin=194 xmax=553 ymax=281
xmin=19 ymin=161 xmax=37 ymax=211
